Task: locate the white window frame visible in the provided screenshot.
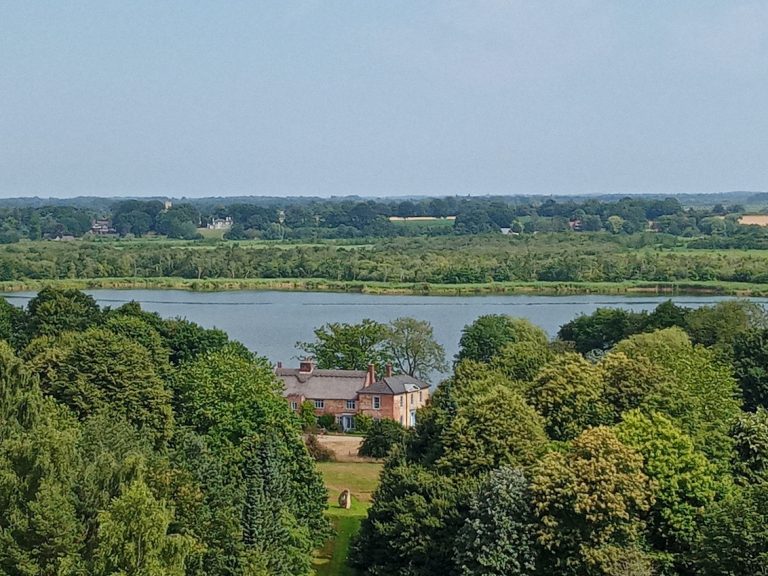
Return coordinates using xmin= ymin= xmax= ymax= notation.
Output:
xmin=290 ymin=401 xmax=298 ymax=410
xmin=373 ymin=396 xmax=381 ymax=410
xmin=400 ymin=395 xmax=404 ymax=407
xmin=346 ymin=400 xmax=356 ymax=410
xmin=314 ymin=399 xmax=324 ymax=409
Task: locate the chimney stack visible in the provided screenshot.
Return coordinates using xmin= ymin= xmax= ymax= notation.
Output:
xmin=277 ymin=361 xmax=283 ymax=369
xmin=367 ymin=363 xmax=376 ymax=385
xmin=299 ymin=360 xmax=315 ymax=374
xmin=386 ymin=363 xmax=393 ymax=377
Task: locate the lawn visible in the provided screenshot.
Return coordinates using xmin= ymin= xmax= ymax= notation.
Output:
xmin=313 ymin=462 xmax=382 ymax=576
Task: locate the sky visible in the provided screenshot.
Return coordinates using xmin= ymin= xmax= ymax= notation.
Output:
xmin=1 ymin=1 xmax=767 ymax=198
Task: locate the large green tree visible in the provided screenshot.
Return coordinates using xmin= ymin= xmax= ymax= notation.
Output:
xmin=454 ymin=467 xmax=537 ymax=576
xmin=456 ymin=315 xmax=548 ymax=364
xmin=530 ymin=427 xmax=653 ymax=575
xmin=297 ymin=318 xmax=391 ymax=371
xmin=616 ymin=411 xmax=721 ymax=567
xmin=527 ymin=353 xmax=612 ymax=441
xmin=27 ymin=286 xmax=101 ymax=338
xmin=384 ymin=317 xmax=447 ymax=381
xmin=732 ymin=328 xmax=768 ymax=411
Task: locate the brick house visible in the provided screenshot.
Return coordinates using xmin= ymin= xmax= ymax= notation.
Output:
xmin=276 ymin=360 xmax=430 ymax=431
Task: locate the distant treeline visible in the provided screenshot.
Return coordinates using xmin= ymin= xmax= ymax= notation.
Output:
xmin=4 ymin=234 xmax=768 ymax=285
xmin=1 ymin=194 xmax=764 ymax=243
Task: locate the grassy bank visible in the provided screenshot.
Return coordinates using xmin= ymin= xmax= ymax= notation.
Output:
xmin=3 ymin=276 xmax=768 ymax=297
xmin=313 ymin=462 xmax=382 ymax=576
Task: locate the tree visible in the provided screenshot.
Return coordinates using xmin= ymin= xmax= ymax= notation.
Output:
xmin=104 ymin=314 xmax=171 ymax=371
xmin=0 ymin=343 xmax=85 ymax=575
xmin=527 ymin=353 xmax=612 ymax=441
xmin=0 ymin=297 xmax=29 ymax=349
xmin=457 ymin=315 xmax=548 ymax=364
xmin=159 ymin=318 xmax=232 ymax=365
xmin=531 ymin=427 xmax=653 ymax=575
xmin=694 ymin=483 xmax=768 ymax=576
xmin=684 ymin=300 xmax=767 ymax=356
xmin=359 ymin=419 xmax=408 ymax=458
xmin=27 ymin=286 xmax=101 ymax=338
xmin=29 ymin=328 xmax=174 ymax=444
xmin=731 ymin=408 xmax=768 ymax=484
xmin=614 ymin=328 xmax=742 ymax=465
xmin=384 ymin=317 xmax=447 ymax=381
xmin=454 ymin=468 xmax=537 ymax=576
xmin=600 ymin=351 xmax=666 ymax=420
xmin=489 ymin=339 xmax=553 ymax=383
xmin=350 ymin=459 xmax=473 ymax=576
xmin=94 ymin=479 xmax=193 ymax=576
xmin=616 ymin=411 xmax=720 ymax=564
xmin=732 ymin=328 xmax=768 ymax=411
xmin=437 ymin=386 xmax=547 ymax=476
xmin=557 ymin=308 xmax=646 ymax=354
xmin=297 ymin=319 xmax=391 ymax=371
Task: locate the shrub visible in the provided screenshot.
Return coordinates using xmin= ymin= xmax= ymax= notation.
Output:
xmin=305 ymin=434 xmax=334 ymax=462
xmin=358 ymin=419 xmax=407 ymax=458
xmin=317 ymin=413 xmax=339 ymax=432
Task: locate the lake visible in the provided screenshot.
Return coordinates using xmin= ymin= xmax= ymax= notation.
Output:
xmin=3 ymin=290 xmax=765 ymax=376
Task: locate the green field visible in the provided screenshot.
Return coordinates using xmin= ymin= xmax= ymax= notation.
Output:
xmin=313 ymin=462 xmax=382 ymax=576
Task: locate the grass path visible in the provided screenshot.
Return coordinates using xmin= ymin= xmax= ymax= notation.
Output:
xmin=313 ymin=462 xmax=382 ymax=576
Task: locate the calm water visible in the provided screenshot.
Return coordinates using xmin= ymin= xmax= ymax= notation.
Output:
xmin=4 ymin=290 xmax=766 ymax=373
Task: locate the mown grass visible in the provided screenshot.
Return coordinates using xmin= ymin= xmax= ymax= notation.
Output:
xmin=313 ymin=462 xmax=382 ymax=576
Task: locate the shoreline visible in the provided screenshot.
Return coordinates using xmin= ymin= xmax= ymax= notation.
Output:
xmin=2 ymin=277 xmax=768 ymax=297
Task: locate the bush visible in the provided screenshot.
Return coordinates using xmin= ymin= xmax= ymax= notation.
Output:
xmin=305 ymin=434 xmax=334 ymax=462
xmin=354 ymin=413 xmax=373 ymax=434
xmin=299 ymin=400 xmax=317 ymax=431
xmin=358 ymin=419 xmax=408 ymax=458
xmin=318 ymin=413 xmax=339 ymax=432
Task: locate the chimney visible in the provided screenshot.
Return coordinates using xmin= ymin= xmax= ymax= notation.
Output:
xmin=385 ymin=363 xmax=393 ymax=377
xmin=299 ymin=360 xmax=315 ymax=374
xmin=277 ymin=361 xmax=283 ymax=369
xmin=367 ymin=363 xmax=376 ymax=386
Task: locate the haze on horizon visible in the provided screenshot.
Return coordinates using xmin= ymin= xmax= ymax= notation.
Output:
xmin=1 ymin=1 xmax=767 ymax=199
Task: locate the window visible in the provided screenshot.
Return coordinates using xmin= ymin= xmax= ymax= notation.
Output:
xmin=419 ymin=391 xmax=423 ymax=402
xmin=400 ymin=396 xmax=404 ymax=407
xmin=346 ymin=400 xmax=356 ymax=410
xmin=290 ymin=401 xmax=298 ymax=410
xmin=373 ymin=396 xmax=381 ymax=410
xmin=314 ymin=399 xmax=324 ymax=409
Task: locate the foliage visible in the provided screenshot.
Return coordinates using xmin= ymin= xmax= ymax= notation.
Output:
xmin=600 ymin=351 xmax=666 ymax=420
xmin=528 ymin=353 xmax=612 ymax=441
xmin=437 ymin=386 xmax=547 ymax=476
xmin=28 ymin=327 xmax=174 ymax=444
xmin=27 ymin=286 xmax=101 ymax=338
xmin=353 ymin=412 xmax=373 ymax=433
xmin=457 ymin=315 xmax=548 ymax=363
xmin=94 ymin=479 xmax=193 ymax=576
xmin=732 ymin=328 xmax=768 ymax=411
xmin=359 ymin=419 xmax=408 ymax=459
xmin=0 ymin=298 xmax=29 ymax=349
xmin=454 ymin=467 xmax=537 ymax=576
xmin=489 ymin=339 xmax=553 ymax=383
xmin=350 ymin=459 xmax=473 ymax=576
xmin=694 ymin=483 xmax=768 ymax=576
xmin=616 ymin=411 xmax=720 ymax=563
xmin=558 ymin=307 xmax=647 ymax=354
xmin=317 ymin=413 xmax=339 ymax=432
xmin=305 ymin=434 xmax=335 ymax=462
xmin=530 ymin=427 xmax=653 ymax=576
xmin=298 ymin=399 xmax=317 ymax=430
xmin=383 ymin=317 xmax=447 ymax=381
xmin=731 ymin=407 xmax=768 ymax=484
xmin=615 ymin=328 xmax=742 ymax=465
xmin=297 ymin=319 xmax=390 ymax=372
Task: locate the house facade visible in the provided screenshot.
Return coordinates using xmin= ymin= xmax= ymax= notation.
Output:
xmin=276 ymin=360 xmax=430 ymax=431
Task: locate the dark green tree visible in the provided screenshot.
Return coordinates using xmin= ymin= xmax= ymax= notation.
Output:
xmin=359 ymin=418 xmax=409 ymax=459
xmin=297 ymin=319 xmax=391 ymax=371
xmin=454 ymin=467 xmax=537 ymax=576
xmin=457 ymin=315 xmax=548 ymax=364
xmin=27 ymin=286 xmax=101 ymax=338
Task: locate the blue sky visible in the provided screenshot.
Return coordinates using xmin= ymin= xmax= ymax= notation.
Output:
xmin=1 ymin=1 xmax=767 ymax=197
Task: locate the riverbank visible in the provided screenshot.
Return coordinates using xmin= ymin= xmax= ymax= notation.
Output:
xmin=2 ymin=276 xmax=768 ymax=296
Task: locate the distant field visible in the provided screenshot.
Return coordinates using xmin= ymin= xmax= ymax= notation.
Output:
xmin=739 ymin=214 xmax=768 ymax=226
xmin=313 ymin=462 xmax=382 ymax=576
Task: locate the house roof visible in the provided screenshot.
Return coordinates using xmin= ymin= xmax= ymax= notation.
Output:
xmin=276 ymin=367 xmax=367 ymax=400
xmin=358 ymin=375 xmax=429 ymax=396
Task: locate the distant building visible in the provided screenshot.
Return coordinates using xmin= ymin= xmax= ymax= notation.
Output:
xmin=163 ymin=199 xmax=173 ymax=212
xmin=90 ymin=219 xmax=116 ymax=235
xmin=276 ymin=361 xmax=430 ymax=431
xmin=207 ymin=217 xmax=233 ymax=230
